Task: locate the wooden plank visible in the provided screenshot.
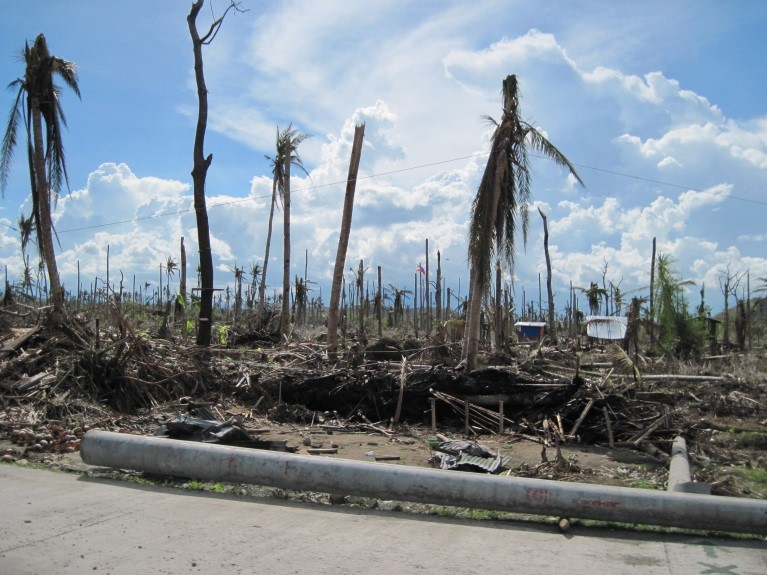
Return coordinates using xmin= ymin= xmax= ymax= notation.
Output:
xmin=568 ymin=398 xmax=595 ymax=437
xmin=630 ymin=416 xmax=666 ymax=446
xmin=555 ymin=413 xmax=566 ymax=441
xmin=0 ymin=326 xmax=41 ymax=354
xmin=1 ymin=371 xmax=54 ymax=393
xmin=603 ymin=406 xmax=614 ymax=448
xmin=643 ymin=374 xmax=725 ymax=382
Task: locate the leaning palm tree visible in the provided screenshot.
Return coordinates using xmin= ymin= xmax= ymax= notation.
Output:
xmin=1 ymin=34 xmax=81 ymax=314
xmin=463 ymin=74 xmax=583 ymax=369
xmin=277 ymin=125 xmax=310 ymax=341
xmin=257 ymin=126 xmax=288 ymax=318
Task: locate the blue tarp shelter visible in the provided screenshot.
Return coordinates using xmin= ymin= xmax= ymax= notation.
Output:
xmin=515 ymin=321 xmax=547 ymax=341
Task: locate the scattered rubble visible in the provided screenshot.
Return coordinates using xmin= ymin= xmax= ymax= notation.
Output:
xmin=1 ymin=313 xmax=766 ymax=499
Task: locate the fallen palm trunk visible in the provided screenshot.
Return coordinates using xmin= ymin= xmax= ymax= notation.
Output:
xmin=82 ymin=430 xmax=767 ymax=535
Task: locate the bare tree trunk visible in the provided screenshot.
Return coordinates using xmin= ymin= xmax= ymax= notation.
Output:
xmin=357 ymin=259 xmax=364 ymax=338
xmin=234 ymin=268 xmax=242 ymax=321
xmin=279 ymin=154 xmax=292 ymax=340
xmin=504 ymin=284 xmax=511 ymax=343
xmin=435 ymin=251 xmax=442 ymax=324
xmin=538 ymin=207 xmax=556 ymax=343
xmin=413 ymin=272 xmax=419 ymax=338
xmin=377 ymin=266 xmax=383 ymax=337
xmin=31 ymin=107 xmax=64 ymax=314
xmin=187 ymin=0 xmax=229 ymax=347
xmin=327 ymin=124 xmax=365 ymax=361
xmin=176 ymin=236 xmax=187 ymax=325
xmin=105 ymin=245 xmax=110 ymax=305
xmin=648 ymin=237 xmax=656 ymax=349
xmin=257 ymin=178 xmax=278 ymax=318
xmin=463 ymin=266 xmax=483 ymax=367
xmin=425 ymin=239 xmax=431 ymax=337
xmin=493 ymin=260 xmax=502 ymax=352
xmin=747 ymin=270 xmax=752 ymax=351
xmin=736 ymin=299 xmax=746 ymax=348
xmin=722 ymin=280 xmax=731 ymax=347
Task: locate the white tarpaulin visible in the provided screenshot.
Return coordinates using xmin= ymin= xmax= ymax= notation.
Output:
xmin=585 ymin=316 xmax=628 ymax=340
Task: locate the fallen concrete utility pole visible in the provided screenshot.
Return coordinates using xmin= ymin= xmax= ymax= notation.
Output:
xmin=81 ymin=430 xmax=767 ymax=535
xmin=668 ymin=436 xmax=710 ymax=495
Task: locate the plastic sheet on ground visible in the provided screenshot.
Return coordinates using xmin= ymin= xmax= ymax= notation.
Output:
xmin=432 ymin=440 xmax=510 ymax=474
xmin=154 ymin=413 xmax=286 ymax=451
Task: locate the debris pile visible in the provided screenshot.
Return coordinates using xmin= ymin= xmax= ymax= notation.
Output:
xmin=1 ymin=313 xmax=766 ymax=496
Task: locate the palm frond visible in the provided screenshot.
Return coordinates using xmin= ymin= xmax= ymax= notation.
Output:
xmin=607 ymin=344 xmax=643 ymax=387
xmin=523 ymin=121 xmax=585 ymax=187
xmin=0 ymin=85 xmax=25 ymax=196
xmin=480 ymin=114 xmax=499 ymax=129
xmin=51 ymin=55 xmax=80 ymax=100
xmin=17 ymin=212 xmax=34 ymax=254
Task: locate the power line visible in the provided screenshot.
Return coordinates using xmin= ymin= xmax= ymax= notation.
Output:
xmin=0 ymin=151 xmax=762 ymax=250
xmin=0 ymin=152 xmax=490 ymax=247
xmin=564 ymin=160 xmax=767 ymax=207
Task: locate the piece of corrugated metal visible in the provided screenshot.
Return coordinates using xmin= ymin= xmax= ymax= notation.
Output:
xmin=439 ymin=452 xmax=510 ymax=474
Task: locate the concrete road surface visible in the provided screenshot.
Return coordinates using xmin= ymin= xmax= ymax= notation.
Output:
xmin=1 ymin=464 xmax=765 ymax=575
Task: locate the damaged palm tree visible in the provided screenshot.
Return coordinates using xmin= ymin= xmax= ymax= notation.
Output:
xmin=463 ymin=75 xmax=583 ymax=370
xmin=257 ymin=127 xmax=286 ymax=319
xmin=1 ymin=34 xmax=81 ymax=317
xmin=277 ymin=126 xmax=310 ymax=341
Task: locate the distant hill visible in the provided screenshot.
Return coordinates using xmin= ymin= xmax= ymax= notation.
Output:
xmin=712 ymin=298 xmax=767 ymax=323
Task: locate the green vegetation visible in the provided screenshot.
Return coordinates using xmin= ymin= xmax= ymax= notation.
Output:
xmin=729 ymin=431 xmax=767 ymax=450
xmin=429 ymin=506 xmax=502 ymax=520
xmin=732 ymin=466 xmax=767 ymax=490
xmin=652 ymin=254 xmax=707 ymax=358
xmin=627 ymin=478 xmax=658 ymax=490
xmin=465 ymin=508 xmax=502 ymax=520
xmin=217 ymin=324 xmax=230 ymax=345
xmin=433 ymin=506 xmax=457 ymax=518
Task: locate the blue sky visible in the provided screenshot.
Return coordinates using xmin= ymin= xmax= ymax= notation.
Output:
xmin=1 ymin=0 xmax=766 ymax=317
